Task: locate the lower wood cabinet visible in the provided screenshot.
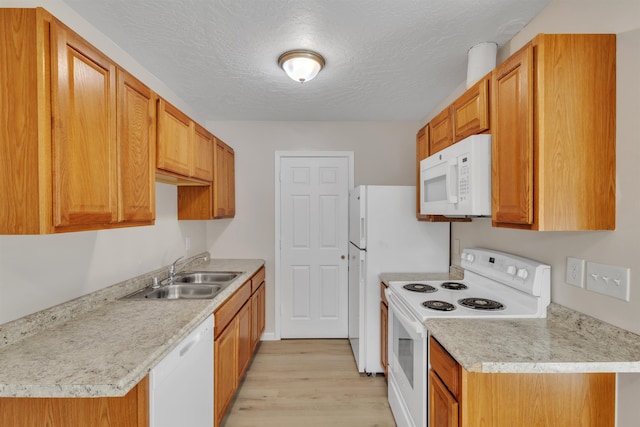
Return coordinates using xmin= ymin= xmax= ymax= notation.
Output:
xmin=0 ymin=377 xmax=149 ymax=427
xmin=214 ymin=266 xmax=266 ymax=427
xmin=429 ymin=337 xmax=616 ymax=427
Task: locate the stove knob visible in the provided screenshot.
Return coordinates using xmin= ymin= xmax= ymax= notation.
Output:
xmin=506 ymin=265 xmax=517 ymax=276
xmin=463 ymin=253 xmax=475 ymax=263
xmin=516 ymin=268 xmax=529 ymax=280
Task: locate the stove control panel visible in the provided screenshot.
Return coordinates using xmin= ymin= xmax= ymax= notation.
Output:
xmin=461 ymin=248 xmax=550 ymax=302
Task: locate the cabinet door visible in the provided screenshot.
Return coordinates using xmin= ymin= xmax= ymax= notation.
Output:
xmin=215 ymin=318 xmax=238 ymax=427
xmin=429 ymin=107 xmax=453 ymax=154
xmin=251 ymin=282 xmax=265 ymax=352
xmin=380 ymin=301 xmax=388 ymax=378
xmin=117 ymin=69 xmax=155 ymax=224
xmin=429 ymin=370 xmax=459 ymax=427
xmin=157 ymin=98 xmax=192 ymax=177
xmin=192 ymin=123 xmax=214 ymax=181
xmin=492 ymin=44 xmax=534 ymax=226
xmin=452 ymin=76 xmax=490 ymax=142
xmin=214 ymin=139 xmax=235 ymax=218
xmin=50 ymin=20 xmax=118 ymax=228
xmin=237 ymin=300 xmax=252 ymax=380
xmin=226 ymin=146 xmax=236 ymax=217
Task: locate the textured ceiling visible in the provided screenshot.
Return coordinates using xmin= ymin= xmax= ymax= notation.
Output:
xmin=63 ymin=0 xmax=550 ymax=121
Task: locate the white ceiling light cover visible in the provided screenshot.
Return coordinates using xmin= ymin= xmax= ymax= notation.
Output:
xmin=278 ymin=50 xmax=325 ymax=83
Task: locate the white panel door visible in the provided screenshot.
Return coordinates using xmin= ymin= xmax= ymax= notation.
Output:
xmin=280 ymin=156 xmax=349 ymax=338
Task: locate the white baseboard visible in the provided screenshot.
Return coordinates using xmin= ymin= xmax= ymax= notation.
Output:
xmin=260 ymin=332 xmax=278 ymax=341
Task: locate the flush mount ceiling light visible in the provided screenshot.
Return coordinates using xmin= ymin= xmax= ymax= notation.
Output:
xmin=278 ymin=50 xmax=325 ymax=83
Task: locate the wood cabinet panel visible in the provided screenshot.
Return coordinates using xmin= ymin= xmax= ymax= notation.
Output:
xmin=192 ymin=123 xmax=214 ymax=181
xmin=117 ymin=69 xmax=156 ymax=224
xmin=51 ymin=19 xmax=118 ymax=228
xmin=0 ymin=376 xmax=149 ymax=427
xmin=237 ymin=300 xmax=252 ymax=379
xmin=460 ymin=371 xmax=615 ymax=427
xmin=156 ymin=98 xmax=192 ymax=177
xmin=380 ymin=300 xmax=388 ymax=378
xmin=0 ymin=8 xmax=52 ymax=234
xmin=429 ymin=108 xmax=453 ymax=154
xmin=251 ymin=266 xmax=266 ymax=294
xmin=452 ymin=76 xmax=490 ymax=142
xmin=429 ymin=370 xmax=459 ymax=427
xmin=215 ymin=318 xmax=238 ymax=427
xmin=492 ymin=34 xmax=616 ymax=230
xmin=492 ymin=44 xmax=534 ymax=226
xmin=214 ymin=280 xmax=251 ymax=338
xmin=251 ymin=282 xmax=265 ymax=352
xmin=430 ymin=337 xmax=461 ymax=399
xmin=214 ymin=139 xmax=236 ymax=218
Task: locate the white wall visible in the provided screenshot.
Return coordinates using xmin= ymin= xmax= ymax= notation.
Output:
xmin=204 ymin=121 xmax=418 ymax=335
xmin=427 ymin=1 xmax=640 ymax=425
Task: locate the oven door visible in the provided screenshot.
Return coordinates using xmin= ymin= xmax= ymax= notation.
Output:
xmin=386 ymin=289 xmax=428 ymax=427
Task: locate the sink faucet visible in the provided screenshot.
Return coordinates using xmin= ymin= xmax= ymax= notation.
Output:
xmin=162 ymin=255 xmax=209 ymax=286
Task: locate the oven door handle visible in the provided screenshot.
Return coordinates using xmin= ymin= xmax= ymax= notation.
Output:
xmin=386 ymin=289 xmax=426 ymax=338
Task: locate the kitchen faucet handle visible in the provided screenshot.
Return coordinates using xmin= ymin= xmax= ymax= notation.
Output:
xmin=169 ymin=256 xmax=184 ymax=274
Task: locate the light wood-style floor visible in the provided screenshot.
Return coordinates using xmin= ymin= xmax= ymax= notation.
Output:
xmin=221 ymin=339 xmax=396 ymax=427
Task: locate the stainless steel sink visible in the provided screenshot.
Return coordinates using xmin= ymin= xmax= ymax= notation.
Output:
xmin=123 ymin=283 xmax=223 ymax=300
xmin=173 ymin=271 xmax=240 ymax=284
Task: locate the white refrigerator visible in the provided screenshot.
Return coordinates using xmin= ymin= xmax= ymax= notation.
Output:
xmin=348 ymin=185 xmax=449 ymax=373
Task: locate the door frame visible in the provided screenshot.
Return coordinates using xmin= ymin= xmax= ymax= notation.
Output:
xmin=274 ymin=151 xmax=354 ymax=340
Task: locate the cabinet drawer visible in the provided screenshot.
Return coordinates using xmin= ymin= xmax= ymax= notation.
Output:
xmin=380 ymin=282 xmax=388 ymax=306
xmin=251 ymin=266 xmax=265 ymax=293
xmin=214 ymin=280 xmax=251 ymax=337
xmin=430 ymin=337 xmax=461 ymax=399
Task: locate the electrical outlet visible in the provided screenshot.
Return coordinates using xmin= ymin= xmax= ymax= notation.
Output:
xmin=453 ymin=239 xmax=460 ymax=254
xmin=566 ymin=257 xmax=585 ymax=287
xmin=586 ymin=261 xmax=630 ymax=301
xmin=185 ymin=237 xmax=191 ymax=251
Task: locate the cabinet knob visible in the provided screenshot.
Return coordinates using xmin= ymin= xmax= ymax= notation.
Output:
xmin=341 ymin=255 xmax=346 ymax=260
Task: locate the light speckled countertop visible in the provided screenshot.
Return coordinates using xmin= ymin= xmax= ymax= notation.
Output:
xmin=426 ymin=303 xmax=640 ymax=374
xmin=0 ymin=256 xmax=264 ymax=398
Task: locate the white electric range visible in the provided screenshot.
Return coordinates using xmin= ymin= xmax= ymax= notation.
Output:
xmin=385 ymin=247 xmax=551 ymax=427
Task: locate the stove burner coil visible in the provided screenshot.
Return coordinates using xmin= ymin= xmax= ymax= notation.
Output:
xmin=422 ymin=300 xmax=456 ymax=311
xmin=440 ymin=281 xmax=468 ymax=291
xmin=458 ymin=298 xmax=505 ymax=311
xmin=403 ymin=283 xmax=437 ymax=293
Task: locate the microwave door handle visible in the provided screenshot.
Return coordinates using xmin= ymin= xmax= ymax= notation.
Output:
xmin=446 ymin=158 xmax=459 ymax=204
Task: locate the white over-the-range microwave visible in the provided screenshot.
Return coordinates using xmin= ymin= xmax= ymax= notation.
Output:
xmin=420 ymin=134 xmax=491 ymax=217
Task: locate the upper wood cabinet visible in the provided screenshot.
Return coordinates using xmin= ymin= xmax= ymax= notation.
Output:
xmin=452 ymin=75 xmax=490 ymax=142
xmin=156 ymin=98 xmax=213 ymax=185
xmin=117 ymin=69 xmax=157 ymax=224
xmin=156 ymin=99 xmax=192 ymax=177
xmin=0 ymin=8 xmax=155 ymax=234
xmin=492 ymin=34 xmax=616 ymax=231
xmin=429 ymin=107 xmax=454 ymax=154
xmin=192 ymin=123 xmax=215 ymax=182
xmin=177 ymin=137 xmax=236 ymax=220
xmin=214 ymin=138 xmax=236 ymax=219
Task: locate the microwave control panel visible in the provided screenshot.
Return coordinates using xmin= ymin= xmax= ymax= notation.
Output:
xmin=458 ymin=155 xmax=470 ymax=203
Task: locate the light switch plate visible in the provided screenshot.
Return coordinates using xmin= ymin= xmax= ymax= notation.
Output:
xmin=566 ymin=257 xmax=585 ymax=287
xmin=586 ymin=261 xmax=630 ymax=301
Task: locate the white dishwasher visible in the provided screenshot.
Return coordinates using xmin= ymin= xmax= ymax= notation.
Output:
xmin=149 ymin=314 xmax=214 ymax=427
